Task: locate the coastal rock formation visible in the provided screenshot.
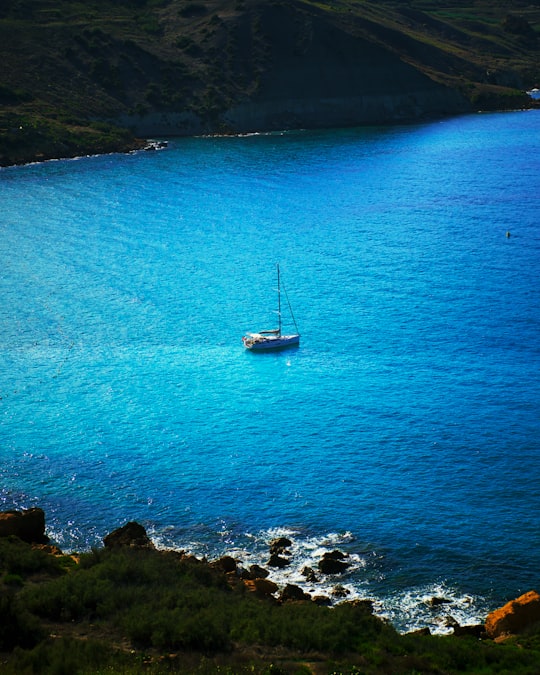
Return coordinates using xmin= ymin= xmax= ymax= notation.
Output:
xmin=301 ymin=565 xmax=318 ymax=583
xmin=0 ymin=508 xmax=49 ymax=544
xmin=331 ymin=584 xmax=351 ymax=599
xmin=279 ymin=583 xmax=311 ymax=603
xmin=267 ymin=553 xmax=290 ymax=568
xmin=318 ymin=550 xmax=350 ymax=575
xmin=267 ymin=536 xmax=293 ymax=568
xmin=485 ymin=590 xmax=540 ymax=640
xmin=269 ymin=537 xmax=292 ymax=555
xmin=249 ymin=564 xmax=269 ymax=579
xmin=103 ymin=521 xmax=155 ymax=549
xmin=211 ymin=555 xmax=237 ymax=573
xmin=452 ymin=623 xmax=486 ymax=639
xmin=244 ymin=577 xmax=279 ymax=597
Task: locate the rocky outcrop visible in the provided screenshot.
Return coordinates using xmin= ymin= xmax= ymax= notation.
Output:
xmin=0 ymin=508 xmax=49 ymax=544
xmin=301 ymin=566 xmax=318 ymax=583
xmin=269 ymin=537 xmax=292 ymax=555
xmin=267 ymin=537 xmax=293 ymax=568
xmin=244 ymin=577 xmax=279 ymax=597
xmin=331 ymin=584 xmax=351 ymax=599
xmin=267 ymin=553 xmax=290 ymax=568
xmin=279 ymin=583 xmax=311 ymax=603
xmin=249 ymin=564 xmax=269 ymax=579
xmin=452 ymin=623 xmax=486 ymax=639
xmin=485 ymin=590 xmax=540 ymax=640
xmin=103 ymin=521 xmax=155 ymax=549
xmin=211 ymin=556 xmax=237 ymax=573
xmin=318 ymin=550 xmax=350 ymax=575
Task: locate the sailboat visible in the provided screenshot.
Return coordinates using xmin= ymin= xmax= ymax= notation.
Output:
xmin=242 ymin=264 xmax=300 ymax=351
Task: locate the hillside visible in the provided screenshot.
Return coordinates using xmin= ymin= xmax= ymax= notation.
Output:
xmin=0 ymin=0 xmax=539 ymax=165
xmin=2 ymin=516 xmax=540 ymax=674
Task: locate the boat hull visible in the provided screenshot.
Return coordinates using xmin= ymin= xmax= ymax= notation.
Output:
xmin=242 ymin=334 xmax=300 ymax=351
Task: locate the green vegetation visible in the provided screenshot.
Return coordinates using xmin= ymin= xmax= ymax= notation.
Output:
xmin=0 ymin=0 xmax=539 ymax=165
xmin=2 ymin=537 xmax=540 ymax=674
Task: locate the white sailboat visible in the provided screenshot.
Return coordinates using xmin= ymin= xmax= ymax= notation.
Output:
xmin=242 ymin=264 xmax=300 ymax=351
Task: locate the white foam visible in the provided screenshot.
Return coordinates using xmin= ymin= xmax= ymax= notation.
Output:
xmin=378 ymin=583 xmax=489 ymax=634
xmin=151 ymin=527 xmax=489 ymax=634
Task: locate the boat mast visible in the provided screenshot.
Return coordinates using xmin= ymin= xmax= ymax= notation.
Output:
xmin=277 ymin=263 xmax=282 ymax=336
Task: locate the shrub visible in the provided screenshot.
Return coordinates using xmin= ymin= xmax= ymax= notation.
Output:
xmin=0 ymin=537 xmax=65 ymax=579
xmin=0 ymin=592 xmax=43 ymax=651
xmin=4 ymin=637 xmax=120 ymax=675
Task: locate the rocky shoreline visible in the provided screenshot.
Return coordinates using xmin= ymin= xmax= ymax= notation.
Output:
xmin=2 ymin=507 xmax=539 ymax=644
xmin=3 ymin=102 xmax=538 ymax=170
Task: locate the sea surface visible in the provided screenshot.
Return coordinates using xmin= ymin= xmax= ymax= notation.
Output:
xmin=1 ymin=111 xmax=539 ymax=633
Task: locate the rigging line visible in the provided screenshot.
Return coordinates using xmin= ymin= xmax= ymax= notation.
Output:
xmin=281 ymin=279 xmax=299 ymax=334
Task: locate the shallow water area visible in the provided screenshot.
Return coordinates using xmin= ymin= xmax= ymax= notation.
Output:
xmin=1 ymin=111 xmax=539 ymax=633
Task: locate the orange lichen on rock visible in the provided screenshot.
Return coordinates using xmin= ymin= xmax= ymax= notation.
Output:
xmin=485 ymin=590 xmax=540 ymax=640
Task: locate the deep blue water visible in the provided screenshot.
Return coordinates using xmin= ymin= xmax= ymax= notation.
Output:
xmin=1 ymin=111 xmax=539 ymax=632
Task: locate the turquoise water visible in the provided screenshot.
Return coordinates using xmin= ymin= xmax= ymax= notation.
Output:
xmin=1 ymin=111 xmax=539 ymax=632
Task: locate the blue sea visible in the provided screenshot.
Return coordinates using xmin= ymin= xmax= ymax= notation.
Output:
xmin=1 ymin=111 xmax=539 ymax=633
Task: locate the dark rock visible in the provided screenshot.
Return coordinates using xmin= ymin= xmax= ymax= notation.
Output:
xmin=331 ymin=584 xmax=350 ymax=598
xmin=312 ymin=595 xmax=332 ymax=606
xmin=301 ymin=565 xmax=318 ymax=583
xmin=444 ymin=616 xmax=460 ymax=629
xmin=325 ymin=549 xmax=348 ymax=560
xmin=429 ymin=596 xmax=452 ymax=607
xmin=319 ymin=554 xmax=350 ymax=575
xmin=267 ymin=553 xmax=290 ymax=568
xmin=249 ymin=564 xmax=269 ymax=579
xmin=269 ymin=536 xmax=292 ymax=555
xmin=225 ymin=570 xmax=242 ymax=588
xmin=407 ymin=627 xmax=431 ymax=636
xmin=453 ymin=623 xmax=486 ymax=639
xmin=211 ymin=555 xmax=237 ymax=573
xmin=279 ymin=583 xmax=311 ymax=603
xmin=103 ymin=521 xmax=155 ymax=549
xmin=0 ymin=508 xmax=49 ymax=544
